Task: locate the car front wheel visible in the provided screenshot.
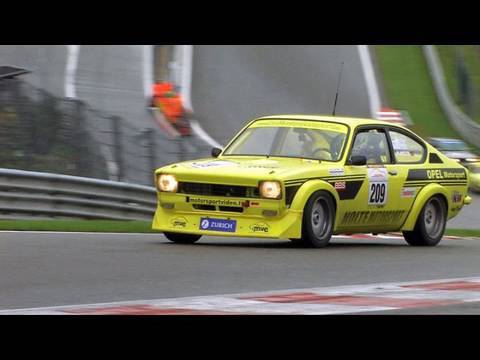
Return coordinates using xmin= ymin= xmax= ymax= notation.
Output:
xmin=301 ymin=191 xmax=335 ymax=248
xmin=403 ymin=195 xmax=447 ymax=247
xmin=163 ymin=232 xmax=202 ymax=244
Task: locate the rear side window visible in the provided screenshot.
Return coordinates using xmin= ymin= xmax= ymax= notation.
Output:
xmin=389 ymin=130 xmax=425 ymax=163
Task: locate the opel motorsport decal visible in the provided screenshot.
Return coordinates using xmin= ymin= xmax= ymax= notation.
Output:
xmin=406 ymin=168 xmax=467 ymax=182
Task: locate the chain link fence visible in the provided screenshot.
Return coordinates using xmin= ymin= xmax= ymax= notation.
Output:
xmin=0 ymin=78 xmax=211 ymax=187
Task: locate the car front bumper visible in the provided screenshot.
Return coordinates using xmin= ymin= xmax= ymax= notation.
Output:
xmin=152 ymin=192 xmax=303 ymax=239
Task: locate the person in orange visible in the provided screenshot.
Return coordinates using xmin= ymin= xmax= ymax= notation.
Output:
xmin=151 ymin=82 xmax=191 ymax=136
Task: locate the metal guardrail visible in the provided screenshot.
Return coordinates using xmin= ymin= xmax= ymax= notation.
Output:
xmin=423 ymin=45 xmax=480 ymax=146
xmin=0 ymin=168 xmax=157 ymax=221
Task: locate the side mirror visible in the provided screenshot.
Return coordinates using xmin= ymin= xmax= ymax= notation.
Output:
xmin=349 ymin=155 xmax=367 ymax=166
xmin=211 ymin=147 xmax=222 ymax=158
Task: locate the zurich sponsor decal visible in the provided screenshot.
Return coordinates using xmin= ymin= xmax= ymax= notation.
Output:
xmin=199 ymin=218 xmax=237 ymax=233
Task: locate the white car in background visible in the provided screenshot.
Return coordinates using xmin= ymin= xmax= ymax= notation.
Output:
xmin=427 ymin=138 xmax=479 ymax=165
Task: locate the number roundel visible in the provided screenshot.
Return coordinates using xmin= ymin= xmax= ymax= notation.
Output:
xmin=369 ymin=182 xmax=387 ymax=205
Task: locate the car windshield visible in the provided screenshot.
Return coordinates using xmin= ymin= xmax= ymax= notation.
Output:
xmin=223 ymin=119 xmax=348 ymax=161
xmin=434 ymin=140 xmax=470 ymax=152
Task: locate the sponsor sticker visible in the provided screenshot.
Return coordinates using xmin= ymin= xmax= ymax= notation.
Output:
xmin=188 ymin=197 xmax=243 ymax=207
xmin=250 ymin=120 xmax=348 ymax=133
xmin=341 ymin=210 xmax=406 ymax=225
xmin=249 ymin=222 xmax=270 ymax=233
xmin=170 ymin=217 xmax=188 ymax=228
xmin=190 ymin=160 xmax=236 ymax=169
xmin=452 ymin=192 xmax=462 ymax=203
xmin=199 ymin=218 xmax=237 ymax=233
xmin=401 ymin=187 xmax=417 ymax=198
xmin=367 ymin=168 xmax=388 ymax=182
xmin=367 ymin=168 xmax=388 ymax=205
xmin=334 ymin=181 xmax=346 ymax=190
xmin=329 ymin=168 xmax=345 ymax=176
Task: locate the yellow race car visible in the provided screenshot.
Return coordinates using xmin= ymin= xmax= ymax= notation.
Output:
xmin=153 ymin=115 xmax=471 ymax=248
xmin=465 ymin=162 xmax=480 ymax=193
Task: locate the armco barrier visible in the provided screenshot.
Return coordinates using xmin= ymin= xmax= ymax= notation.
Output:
xmin=0 ymin=168 xmax=157 ymax=221
xmin=423 ymin=45 xmax=480 ymax=146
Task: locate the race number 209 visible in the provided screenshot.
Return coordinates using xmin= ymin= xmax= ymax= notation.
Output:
xmin=369 ymin=182 xmax=387 ymax=205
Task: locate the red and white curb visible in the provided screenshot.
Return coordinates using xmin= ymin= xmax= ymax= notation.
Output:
xmin=3 ymin=276 xmax=480 ymax=315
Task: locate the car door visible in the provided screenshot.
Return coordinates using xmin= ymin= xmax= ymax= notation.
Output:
xmin=338 ymin=126 xmax=405 ymax=233
xmin=382 ymin=127 xmax=429 ymax=225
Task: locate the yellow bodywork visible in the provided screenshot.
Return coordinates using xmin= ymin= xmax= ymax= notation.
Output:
xmin=152 ymin=115 xmax=470 ymax=239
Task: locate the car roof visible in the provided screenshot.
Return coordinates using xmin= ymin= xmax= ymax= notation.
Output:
xmin=254 ymin=114 xmax=405 ymax=128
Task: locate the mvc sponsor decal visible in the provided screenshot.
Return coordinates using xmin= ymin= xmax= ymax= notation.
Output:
xmin=199 ymin=218 xmax=237 ymax=233
xmin=170 ymin=217 xmax=188 ymax=228
xmin=249 ymin=222 xmax=270 ymax=233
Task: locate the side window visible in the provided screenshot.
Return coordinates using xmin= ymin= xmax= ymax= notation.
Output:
xmin=389 ymin=130 xmax=425 ymax=163
xmin=350 ymin=129 xmax=391 ymax=165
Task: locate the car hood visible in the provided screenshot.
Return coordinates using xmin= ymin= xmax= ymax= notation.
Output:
xmin=157 ymin=156 xmax=340 ymax=186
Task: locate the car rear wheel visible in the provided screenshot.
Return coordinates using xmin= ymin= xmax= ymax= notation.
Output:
xmin=163 ymin=232 xmax=202 ymax=244
xmin=403 ymin=195 xmax=447 ymax=247
xmin=301 ymin=191 xmax=335 ymax=248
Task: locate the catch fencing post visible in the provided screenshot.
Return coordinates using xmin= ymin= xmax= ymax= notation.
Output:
xmin=111 ymin=116 xmax=124 ymax=182
xmin=145 ymin=128 xmax=157 ymax=185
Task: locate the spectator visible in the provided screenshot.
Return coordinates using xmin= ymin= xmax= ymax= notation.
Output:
xmin=151 ymin=82 xmax=191 ymax=136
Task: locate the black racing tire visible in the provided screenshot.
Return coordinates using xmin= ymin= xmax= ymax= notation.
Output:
xmin=301 ymin=191 xmax=335 ymax=248
xmin=163 ymin=232 xmax=202 ymax=244
xmin=288 ymin=238 xmax=309 ymax=247
xmin=402 ymin=195 xmax=447 ymax=247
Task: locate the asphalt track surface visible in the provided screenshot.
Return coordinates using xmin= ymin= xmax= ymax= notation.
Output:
xmin=191 ymin=45 xmax=371 ymax=146
xmin=1 ymin=231 xmax=479 ymax=314
xmin=448 ymin=192 xmax=480 ymax=229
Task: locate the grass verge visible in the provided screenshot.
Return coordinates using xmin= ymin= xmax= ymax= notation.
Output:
xmin=444 ymin=228 xmax=480 ymax=238
xmin=436 ymin=45 xmax=480 ymax=124
xmin=0 ymin=220 xmax=158 ymax=233
xmin=375 ymin=45 xmax=460 ymax=139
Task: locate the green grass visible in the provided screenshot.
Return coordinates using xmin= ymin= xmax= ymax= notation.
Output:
xmin=437 ymin=45 xmax=480 ymax=123
xmin=445 ymin=228 xmax=480 ymax=238
xmin=375 ymin=45 xmax=461 ymax=139
xmin=0 ymin=220 xmax=158 ymax=233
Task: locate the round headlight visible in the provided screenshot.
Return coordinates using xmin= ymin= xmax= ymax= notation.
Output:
xmin=157 ymin=174 xmax=178 ymax=192
xmin=259 ymin=181 xmax=282 ymax=199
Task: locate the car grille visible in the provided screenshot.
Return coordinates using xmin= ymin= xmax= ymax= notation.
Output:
xmin=178 ymin=182 xmax=260 ymax=198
